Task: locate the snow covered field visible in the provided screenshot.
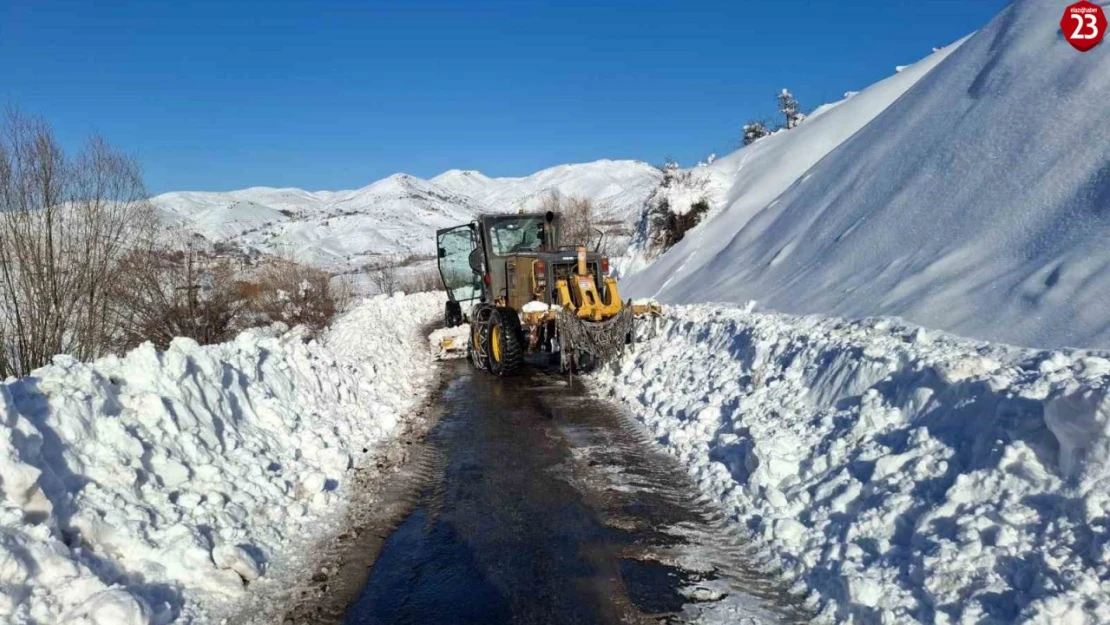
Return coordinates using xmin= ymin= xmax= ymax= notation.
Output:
xmin=0 ymin=293 xmax=441 ymax=624
xmin=597 ymin=303 xmax=1110 ymax=624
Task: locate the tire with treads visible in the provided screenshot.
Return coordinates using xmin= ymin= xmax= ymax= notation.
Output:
xmin=486 ymin=307 xmax=524 ymax=376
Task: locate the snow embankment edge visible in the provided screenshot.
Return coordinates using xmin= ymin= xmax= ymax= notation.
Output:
xmin=596 ymin=304 xmax=1110 ymax=624
xmin=0 ymin=292 xmax=443 ymax=624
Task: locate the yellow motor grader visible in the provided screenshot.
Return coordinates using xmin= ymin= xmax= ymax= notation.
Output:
xmin=436 ymin=210 xmax=658 ymax=375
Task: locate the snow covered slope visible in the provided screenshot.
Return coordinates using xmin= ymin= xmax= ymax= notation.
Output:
xmin=155 ymin=175 xmax=484 ymax=271
xmin=598 ymin=304 xmax=1110 ymax=624
xmin=619 ymin=39 xmax=963 ymax=281
xmin=0 ymin=293 xmax=441 ymax=624
xmin=431 ymin=159 xmax=661 ymax=222
xmin=155 ymin=160 xmax=660 ymax=272
xmin=626 ymin=0 xmax=1110 ymax=351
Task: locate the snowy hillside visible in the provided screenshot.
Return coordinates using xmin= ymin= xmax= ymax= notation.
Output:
xmin=618 ymin=39 xmax=964 ymax=278
xmin=431 ymin=159 xmax=661 ymax=222
xmin=155 ymin=160 xmax=661 ymax=272
xmin=625 ymin=0 xmax=1110 ymax=351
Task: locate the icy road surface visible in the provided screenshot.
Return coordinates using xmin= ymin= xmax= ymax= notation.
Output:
xmin=343 ymin=361 xmax=809 ymax=624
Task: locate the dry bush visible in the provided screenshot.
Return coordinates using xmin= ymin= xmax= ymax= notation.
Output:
xmin=650 ymin=198 xmax=711 ymax=252
xmin=397 ymin=253 xmax=435 ymax=267
xmin=112 ymin=247 xmax=351 ymax=350
xmin=562 ymin=196 xmax=597 ymax=249
xmin=368 ymin=259 xmax=400 ymax=295
xmin=248 ymin=258 xmax=352 ymax=335
xmin=399 ymin=267 xmax=443 ymax=294
xmin=0 ymin=108 xmax=155 ymax=377
xmin=539 ymin=192 xmax=609 ymax=251
xmin=110 ymin=246 xmax=245 ymax=351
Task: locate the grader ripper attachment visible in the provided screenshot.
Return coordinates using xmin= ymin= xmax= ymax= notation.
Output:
xmin=436 ymin=210 xmax=659 ymax=376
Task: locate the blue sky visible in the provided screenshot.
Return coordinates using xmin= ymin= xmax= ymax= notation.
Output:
xmin=1 ymin=0 xmax=1006 ymax=193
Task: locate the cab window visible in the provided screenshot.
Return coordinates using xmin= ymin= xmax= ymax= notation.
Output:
xmin=489 ymin=217 xmax=544 ymax=255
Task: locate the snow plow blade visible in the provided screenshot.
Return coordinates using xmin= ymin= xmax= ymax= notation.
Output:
xmin=430 ymin=325 xmax=469 ymax=360
xmin=556 ymin=299 xmax=661 ymax=371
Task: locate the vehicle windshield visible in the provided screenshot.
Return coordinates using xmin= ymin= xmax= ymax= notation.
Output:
xmin=489 ymin=217 xmax=544 ymax=255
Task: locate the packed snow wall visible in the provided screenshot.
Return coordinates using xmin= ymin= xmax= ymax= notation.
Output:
xmin=0 ymin=293 xmax=441 ymax=624
xmin=625 ymin=0 xmax=1110 ymax=350
xmin=597 ymin=304 xmax=1110 ymax=624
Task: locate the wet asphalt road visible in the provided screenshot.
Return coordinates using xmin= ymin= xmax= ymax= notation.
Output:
xmin=343 ymin=360 xmax=809 ymax=625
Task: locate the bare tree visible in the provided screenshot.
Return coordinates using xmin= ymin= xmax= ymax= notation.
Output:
xmin=110 ymin=243 xmax=245 ymax=351
xmin=540 ymin=192 xmax=601 ymax=250
xmin=368 ymin=257 xmax=401 ymax=295
xmin=398 ymin=266 xmax=443 ymax=294
xmin=0 ymin=108 xmax=154 ymax=376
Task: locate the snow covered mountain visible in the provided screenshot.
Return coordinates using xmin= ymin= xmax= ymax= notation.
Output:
xmin=154 ymin=160 xmax=661 ymax=272
xmin=431 ymin=159 xmax=660 ymax=222
xmin=625 ymin=0 xmax=1110 ymax=351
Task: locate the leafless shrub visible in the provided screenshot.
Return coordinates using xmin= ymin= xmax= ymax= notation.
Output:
xmin=538 ymin=192 xmax=613 ymax=252
xmin=110 ymin=245 xmax=245 ymax=351
xmin=397 ymin=253 xmax=434 ymax=267
xmin=113 ymin=245 xmax=354 ymax=349
xmin=0 ymin=108 xmax=155 ymax=377
xmin=399 ymin=267 xmax=443 ymax=294
xmin=368 ymin=258 xmax=400 ymax=295
xmin=247 ymin=258 xmax=352 ymax=336
xmin=650 ymin=198 xmax=711 ymax=252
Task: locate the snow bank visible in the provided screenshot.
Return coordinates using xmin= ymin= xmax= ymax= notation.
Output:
xmin=0 ymin=293 xmax=441 ymax=624
xmin=621 ymin=36 xmax=962 ymax=293
xmin=597 ymin=304 xmax=1110 ymax=624
xmin=627 ymin=0 xmax=1110 ymax=350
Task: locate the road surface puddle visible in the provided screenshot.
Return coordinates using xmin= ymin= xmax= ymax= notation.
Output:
xmin=344 ymin=361 xmax=809 ymax=624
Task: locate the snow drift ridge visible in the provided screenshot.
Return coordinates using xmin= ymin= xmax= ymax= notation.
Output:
xmin=0 ymin=294 xmax=441 ymax=624
xmin=627 ymin=0 xmax=1110 ymax=350
xmin=600 ymin=304 xmax=1110 ymax=623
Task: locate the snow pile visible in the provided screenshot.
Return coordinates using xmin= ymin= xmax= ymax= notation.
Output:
xmin=620 ymin=37 xmax=962 ymax=288
xmin=597 ymin=304 xmax=1110 ymax=624
xmin=627 ymin=0 xmax=1110 ymax=350
xmin=0 ymin=293 xmax=441 ymax=624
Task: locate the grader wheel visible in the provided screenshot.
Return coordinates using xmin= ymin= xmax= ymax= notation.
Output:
xmin=486 ymin=307 xmax=524 ymax=376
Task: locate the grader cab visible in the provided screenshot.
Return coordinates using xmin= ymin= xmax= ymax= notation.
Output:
xmin=436 ymin=211 xmax=657 ymax=375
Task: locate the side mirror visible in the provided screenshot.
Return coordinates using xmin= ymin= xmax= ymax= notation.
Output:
xmin=437 ymin=247 xmax=447 ymax=258
xmin=468 ymin=248 xmax=485 ymax=274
